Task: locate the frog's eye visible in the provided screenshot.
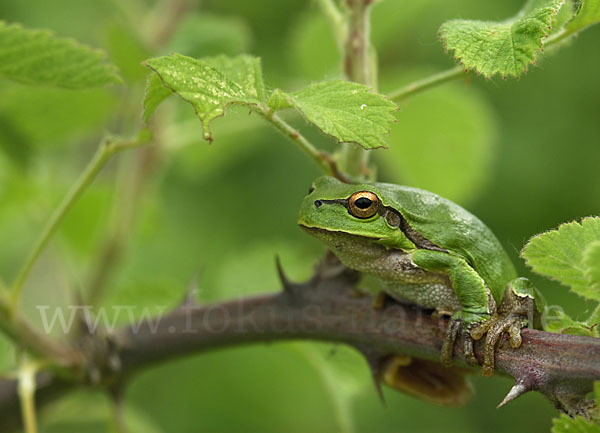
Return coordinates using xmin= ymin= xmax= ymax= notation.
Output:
xmin=348 ymin=191 xmax=379 ymax=219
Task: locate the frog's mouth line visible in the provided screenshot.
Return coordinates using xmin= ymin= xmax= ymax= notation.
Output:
xmin=297 ymin=224 xmax=382 ymax=241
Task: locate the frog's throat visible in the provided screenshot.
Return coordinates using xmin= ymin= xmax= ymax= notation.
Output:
xmin=298 ymin=225 xmax=393 ymax=265
xmin=298 ymin=224 xmax=382 ymax=242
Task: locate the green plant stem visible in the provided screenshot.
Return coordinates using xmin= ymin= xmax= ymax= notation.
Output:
xmin=341 ymin=0 xmax=374 ymax=178
xmin=316 ymin=0 xmax=348 ymax=49
xmin=387 ymin=66 xmax=467 ymax=102
xmin=260 ymin=109 xmax=336 ymax=176
xmin=18 ymin=363 xmax=38 ymax=433
xmin=10 ymin=132 xmax=150 ymax=310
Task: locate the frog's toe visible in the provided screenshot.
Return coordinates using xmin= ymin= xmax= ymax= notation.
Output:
xmin=441 ymin=318 xmax=461 ymax=367
xmin=481 ymin=316 xmax=529 ymax=377
xmin=469 ymin=320 xmax=491 ymax=341
xmin=507 ymin=318 xmax=527 ymax=348
xmin=463 ymin=335 xmax=478 ymax=367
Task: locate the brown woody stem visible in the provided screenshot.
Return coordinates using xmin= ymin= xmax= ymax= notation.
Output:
xmin=0 ymin=261 xmax=599 ymax=431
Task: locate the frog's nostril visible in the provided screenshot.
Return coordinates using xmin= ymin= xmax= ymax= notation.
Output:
xmin=314 ymin=200 xmax=323 ymax=208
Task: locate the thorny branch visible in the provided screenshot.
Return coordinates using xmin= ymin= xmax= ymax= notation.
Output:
xmin=0 ymin=257 xmax=598 ymax=432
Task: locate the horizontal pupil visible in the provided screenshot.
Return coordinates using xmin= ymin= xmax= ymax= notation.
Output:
xmin=355 ymin=197 xmax=373 ymax=209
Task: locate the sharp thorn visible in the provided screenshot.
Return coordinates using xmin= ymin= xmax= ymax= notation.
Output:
xmin=497 ymin=383 xmax=528 ymax=408
xmin=275 ymin=255 xmax=293 ymax=291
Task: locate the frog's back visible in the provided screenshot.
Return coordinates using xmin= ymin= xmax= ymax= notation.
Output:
xmin=374 ymin=182 xmax=517 ymax=301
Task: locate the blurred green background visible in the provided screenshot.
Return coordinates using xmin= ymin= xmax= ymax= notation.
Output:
xmin=0 ymin=0 xmax=599 ymax=432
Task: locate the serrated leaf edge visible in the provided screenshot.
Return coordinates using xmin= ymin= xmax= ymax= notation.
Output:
xmin=143 ymin=55 xmax=261 ymax=142
xmin=438 ymin=0 xmax=565 ymax=79
xmin=288 ymin=81 xmax=398 ymax=150
xmin=521 ymin=216 xmax=600 ymax=293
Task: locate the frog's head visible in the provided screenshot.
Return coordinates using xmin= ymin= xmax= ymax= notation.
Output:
xmin=298 ymin=176 xmax=414 ymax=250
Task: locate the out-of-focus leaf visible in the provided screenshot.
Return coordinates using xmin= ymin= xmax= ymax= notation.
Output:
xmin=551 ymin=413 xmax=600 ymax=433
xmin=439 ymin=0 xmax=564 ymax=78
xmin=0 ymin=20 xmax=121 ymax=88
xmin=168 ymin=13 xmax=252 ymax=58
xmin=287 ymin=12 xmax=340 ymax=81
xmin=0 ymin=113 xmax=32 ymax=167
xmin=41 ymin=391 xmax=164 ymax=433
xmin=377 ymin=77 xmax=496 ymax=204
xmin=564 ymin=0 xmax=600 ymax=34
xmin=105 ymin=22 xmax=151 ymax=83
xmin=288 ymin=80 xmax=398 ymax=149
xmin=0 ymin=84 xmax=116 ymax=148
xmin=0 ymin=333 xmax=15 ymax=373
xmin=143 ymin=54 xmax=264 ymax=140
xmin=543 ymin=307 xmax=597 ymax=336
xmin=207 ymin=240 xmax=315 ymax=301
xmin=522 ymin=217 xmax=600 ymax=301
xmin=99 ymin=277 xmax=181 ymax=327
xmin=290 ymin=343 xmax=367 ymax=433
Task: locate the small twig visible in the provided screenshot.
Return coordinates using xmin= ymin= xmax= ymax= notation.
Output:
xmin=387 ymin=66 xmax=467 ymax=102
xmin=9 ymin=131 xmax=151 ymax=310
xmin=17 ymin=362 xmax=38 ymax=433
xmin=259 ymin=109 xmax=342 ymax=178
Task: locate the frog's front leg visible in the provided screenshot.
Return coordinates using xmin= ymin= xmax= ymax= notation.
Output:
xmin=412 ymin=249 xmax=495 ymax=367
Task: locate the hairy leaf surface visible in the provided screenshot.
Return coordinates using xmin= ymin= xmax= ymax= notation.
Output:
xmin=144 ymin=54 xmax=263 ymax=141
xmin=289 ymin=80 xmax=397 ymax=149
xmin=439 ymin=0 xmax=564 ymax=78
xmin=522 ymin=217 xmax=600 ymax=301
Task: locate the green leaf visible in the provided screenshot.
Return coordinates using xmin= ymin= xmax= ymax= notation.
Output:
xmin=287 ymin=12 xmax=340 ymax=81
xmin=267 ymin=88 xmax=294 ymax=111
xmin=584 ymin=241 xmax=600 ymax=292
xmin=288 ymin=80 xmax=398 ymax=150
xmin=522 ymin=217 xmax=600 ymax=301
xmin=585 ymin=304 xmax=600 ymax=337
xmin=104 ymin=22 xmax=151 ymax=83
xmin=0 ymin=21 xmax=121 ymax=88
xmin=143 ymin=54 xmax=264 ymax=141
xmin=203 ymin=54 xmax=265 ymax=101
xmin=543 ymin=307 xmax=597 ymax=336
xmin=551 ymin=413 xmax=600 ymax=433
xmin=289 ymin=343 xmax=364 ymax=433
xmin=142 ymin=74 xmax=173 ymax=124
xmin=564 ymin=0 xmax=600 ymax=34
xmin=439 ymin=0 xmax=564 ymax=78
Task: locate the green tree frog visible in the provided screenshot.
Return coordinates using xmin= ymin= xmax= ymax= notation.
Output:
xmin=298 ymin=176 xmax=545 ymax=382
